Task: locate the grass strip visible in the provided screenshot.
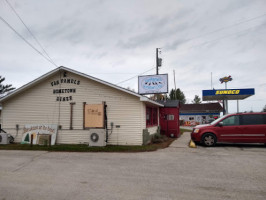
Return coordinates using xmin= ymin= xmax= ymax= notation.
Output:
xmin=0 ymin=138 xmax=175 ymax=152
xmin=180 ymin=128 xmax=192 ymax=135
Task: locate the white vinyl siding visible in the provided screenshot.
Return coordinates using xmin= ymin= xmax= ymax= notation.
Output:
xmin=1 ymin=71 xmax=157 ymax=145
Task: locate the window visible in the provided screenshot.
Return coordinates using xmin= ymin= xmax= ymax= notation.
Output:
xmin=152 ymin=108 xmax=158 ymax=125
xmin=146 ymin=107 xmax=158 ymax=127
xmin=241 ymin=114 xmax=265 ymax=125
xmin=222 ymin=115 xmax=240 ymax=126
xmin=189 ymin=117 xmax=194 ymax=121
xmin=167 ymin=115 xmax=174 ymax=120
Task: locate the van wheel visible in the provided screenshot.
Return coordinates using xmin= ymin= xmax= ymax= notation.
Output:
xmin=201 ymin=133 xmax=217 ymax=147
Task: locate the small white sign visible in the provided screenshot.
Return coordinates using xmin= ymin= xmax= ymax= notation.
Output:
xmin=21 ymin=124 xmax=58 ymax=145
xmin=138 ymin=74 xmax=168 ymax=94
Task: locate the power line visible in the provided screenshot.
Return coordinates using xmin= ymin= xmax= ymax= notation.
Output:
xmin=0 ymin=16 xmax=58 ymax=67
xmin=116 ymin=67 xmax=156 ymax=85
xmin=167 ymin=22 xmax=265 ymax=55
xmin=163 ymin=12 xmax=266 ymax=50
xmin=191 ymin=24 xmax=263 ymax=49
xmin=186 ymin=12 xmax=266 ymax=42
xmin=5 ymin=0 xmax=57 ymax=67
xmin=89 ymin=73 xmax=142 ymax=75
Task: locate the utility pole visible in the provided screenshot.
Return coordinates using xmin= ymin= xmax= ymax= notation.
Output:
xmin=173 ymin=70 xmax=177 ymax=99
xmin=156 ymin=48 xmax=162 ymax=100
xmin=156 ymin=48 xmax=159 ymax=75
xmin=156 ymin=48 xmax=162 ymax=75
xmin=211 ymin=72 xmax=213 ymax=89
xmin=219 ymin=75 xmax=232 ymax=115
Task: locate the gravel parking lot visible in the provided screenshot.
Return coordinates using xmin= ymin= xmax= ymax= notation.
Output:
xmin=0 ymin=132 xmax=266 ymax=200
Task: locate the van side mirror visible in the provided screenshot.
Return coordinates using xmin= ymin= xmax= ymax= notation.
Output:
xmin=218 ymin=122 xmax=223 ymax=127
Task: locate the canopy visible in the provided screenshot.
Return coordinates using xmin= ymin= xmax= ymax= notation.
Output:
xmin=202 ymin=88 xmax=255 ymax=101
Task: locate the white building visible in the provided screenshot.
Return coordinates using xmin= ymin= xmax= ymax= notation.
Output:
xmin=0 ymin=66 xmax=163 ymax=146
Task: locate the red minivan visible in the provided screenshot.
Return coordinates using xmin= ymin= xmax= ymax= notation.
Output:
xmin=191 ymin=112 xmax=266 ymax=146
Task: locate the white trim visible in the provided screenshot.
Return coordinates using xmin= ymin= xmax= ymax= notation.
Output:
xmin=140 ymin=97 xmax=164 ymax=107
xmin=0 ymin=66 xmax=164 ymax=107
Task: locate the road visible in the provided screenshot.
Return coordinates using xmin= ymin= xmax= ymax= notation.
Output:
xmin=0 ymin=132 xmax=266 ymax=200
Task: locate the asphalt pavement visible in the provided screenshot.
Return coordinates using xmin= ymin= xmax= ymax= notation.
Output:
xmin=0 ymin=132 xmax=266 ymax=200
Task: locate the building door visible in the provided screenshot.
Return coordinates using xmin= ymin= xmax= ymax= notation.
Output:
xmin=159 ymin=107 xmax=180 ymax=138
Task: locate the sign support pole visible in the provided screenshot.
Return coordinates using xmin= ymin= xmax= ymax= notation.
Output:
xmin=156 ymin=48 xmax=159 ymax=75
xmin=225 ymin=82 xmax=228 ymax=114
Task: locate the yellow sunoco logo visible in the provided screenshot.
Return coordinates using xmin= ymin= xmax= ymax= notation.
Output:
xmin=215 ymin=90 xmax=240 ymax=95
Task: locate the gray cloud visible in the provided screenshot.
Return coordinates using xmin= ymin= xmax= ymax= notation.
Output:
xmin=1 ymin=0 xmax=266 ymax=112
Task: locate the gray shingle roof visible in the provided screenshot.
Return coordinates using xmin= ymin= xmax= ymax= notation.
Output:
xmin=180 ymin=103 xmax=223 ymax=112
xmin=157 ymin=100 xmax=180 ymax=108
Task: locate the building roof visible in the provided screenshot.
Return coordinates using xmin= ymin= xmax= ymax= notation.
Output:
xmin=157 ymin=100 xmax=180 ymax=108
xmin=180 ymin=103 xmax=223 ymax=113
xmin=0 ymin=66 xmax=163 ymax=107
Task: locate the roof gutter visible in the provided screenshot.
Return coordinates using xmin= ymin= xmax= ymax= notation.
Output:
xmin=140 ymin=96 xmax=164 ymax=107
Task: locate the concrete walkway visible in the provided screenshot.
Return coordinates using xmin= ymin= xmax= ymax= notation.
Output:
xmin=169 ymin=131 xmax=192 ymax=148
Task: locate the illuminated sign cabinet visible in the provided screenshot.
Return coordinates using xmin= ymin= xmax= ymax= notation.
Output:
xmin=202 ymin=88 xmax=255 ymax=101
xmin=138 ymin=74 xmax=168 ymax=95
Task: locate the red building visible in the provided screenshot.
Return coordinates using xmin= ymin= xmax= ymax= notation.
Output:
xmin=158 ymin=100 xmax=180 ymax=138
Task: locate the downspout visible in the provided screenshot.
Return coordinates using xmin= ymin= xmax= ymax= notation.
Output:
xmin=104 ymin=102 xmax=108 ymax=143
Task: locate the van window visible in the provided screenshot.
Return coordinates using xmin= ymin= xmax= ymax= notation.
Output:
xmin=241 ymin=114 xmax=265 ymax=125
xmin=222 ymin=115 xmax=240 ymax=126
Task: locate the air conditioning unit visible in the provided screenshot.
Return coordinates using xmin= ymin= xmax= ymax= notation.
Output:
xmin=0 ymin=133 xmax=8 ymax=145
xmin=88 ymin=129 xmax=106 ymax=147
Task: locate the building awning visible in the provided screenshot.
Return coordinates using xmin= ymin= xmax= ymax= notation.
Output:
xmin=202 ymin=88 xmax=255 ymax=101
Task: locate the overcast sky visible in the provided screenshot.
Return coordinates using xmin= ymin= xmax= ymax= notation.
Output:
xmin=1 ymin=0 xmax=266 ymax=113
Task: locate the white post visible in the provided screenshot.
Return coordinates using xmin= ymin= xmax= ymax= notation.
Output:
xmin=225 ymin=82 xmax=228 ymax=114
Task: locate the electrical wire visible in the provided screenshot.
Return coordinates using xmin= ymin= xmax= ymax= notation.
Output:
xmin=190 ymin=24 xmax=264 ymax=49
xmin=116 ymin=67 xmax=156 ymax=85
xmin=163 ymin=12 xmax=266 ymax=50
xmin=185 ymin=12 xmax=266 ymax=42
xmin=5 ymin=0 xmax=57 ymax=67
xmin=0 ymin=16 xmax=58 ymax=67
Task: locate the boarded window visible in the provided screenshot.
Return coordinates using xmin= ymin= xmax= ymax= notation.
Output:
xmin=84 ymin=104 xmax=104 ymax=128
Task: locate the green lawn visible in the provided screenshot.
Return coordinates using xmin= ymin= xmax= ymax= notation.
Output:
xmin=0 ymin=129 xmax=191 ymax=152
xmin=0 ymin=138 xmax=175 ymax=152
xmin=180 ymin=128 xmax=192 ymax=135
